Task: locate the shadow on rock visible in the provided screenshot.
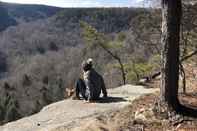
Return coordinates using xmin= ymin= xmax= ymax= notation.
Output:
xmin=95 ymin=96 xmax=127 ymax=103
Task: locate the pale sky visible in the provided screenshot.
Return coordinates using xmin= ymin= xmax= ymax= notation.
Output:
xmin=1 ymin=0 xmax=145 ymax=7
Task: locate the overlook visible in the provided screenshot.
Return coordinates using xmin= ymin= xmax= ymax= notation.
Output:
xmin=0 ymin=0 xmax=197 ymax=130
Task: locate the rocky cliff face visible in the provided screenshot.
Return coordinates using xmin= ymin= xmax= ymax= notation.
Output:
xmin=0 ymin=85 xmax=158 ymax=131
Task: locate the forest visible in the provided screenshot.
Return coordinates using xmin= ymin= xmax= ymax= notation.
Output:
xmin=0 ymin=0 xmax=196 ymax=128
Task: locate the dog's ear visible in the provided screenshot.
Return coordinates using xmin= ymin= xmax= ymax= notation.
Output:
xmin=65 ymin=88 xmax=70 ymax=92
xmin=71 ymin=88 xmax=75 ymax=92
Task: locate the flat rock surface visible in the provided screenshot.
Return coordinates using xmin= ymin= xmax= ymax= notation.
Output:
xmin=0 ymin=84 xmax=158 ymax=131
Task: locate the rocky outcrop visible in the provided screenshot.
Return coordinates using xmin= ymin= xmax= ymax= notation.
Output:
xmin=0 ymin=85 xmax=158 ymax=131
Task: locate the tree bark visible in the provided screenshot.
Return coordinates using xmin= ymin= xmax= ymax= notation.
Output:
xmin=117 ymin=58 xmax=126 ymax=85
xmin=160 ymin=0 xmax=182 ymax=110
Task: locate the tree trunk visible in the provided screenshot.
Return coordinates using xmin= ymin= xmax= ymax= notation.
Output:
xmin=160 ymin=0 xmax=182 ymax=110
xmin=99 ymin=44 xmax=126 ymax=85
xmin=117 ymin=58 xmax=126 ymax=85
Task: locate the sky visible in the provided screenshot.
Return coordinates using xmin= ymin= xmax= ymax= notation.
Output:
xmin=1 ymin=0 xmax=145 ymax=7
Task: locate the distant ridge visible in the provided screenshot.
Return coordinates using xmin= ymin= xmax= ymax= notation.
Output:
xmin=0 ymin=2 xmax=63 ymax=31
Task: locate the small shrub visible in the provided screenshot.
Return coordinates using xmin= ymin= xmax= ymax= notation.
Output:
xmin=42 ymin=76 xmax=49 ymax=84
xmin=4 ymin=98 xmax=20 ymax=122
xmin=125 ymin=62 xmax=154 ymax=83
xmin=22 ymin=74 xmax=31 ymax=86
xmin=0 ymin=93 xmax=20 ymax=123
xmin=36 ymin=45 xmax=46 ymax=54
xmin=49 ymin=42 xmax=58 ymax=51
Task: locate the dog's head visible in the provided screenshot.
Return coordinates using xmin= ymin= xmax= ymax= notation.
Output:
xmin=65 ymin=88 xmax=75 ymax=98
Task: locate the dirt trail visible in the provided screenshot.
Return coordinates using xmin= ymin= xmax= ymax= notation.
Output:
xmin=0 ymin=84 xmax=158 ymax=131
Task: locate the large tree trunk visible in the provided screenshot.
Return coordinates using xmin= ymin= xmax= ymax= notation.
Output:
xmin=160 ymin=0 xmax=182 ymax=110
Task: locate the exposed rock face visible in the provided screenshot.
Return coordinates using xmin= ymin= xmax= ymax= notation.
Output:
xmin=0 ymin=85 xmax=158 ymax=131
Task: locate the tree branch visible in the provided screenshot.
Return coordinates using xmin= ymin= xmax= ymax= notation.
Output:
xmin=181 ymin=50 xmax=197 ymax=62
